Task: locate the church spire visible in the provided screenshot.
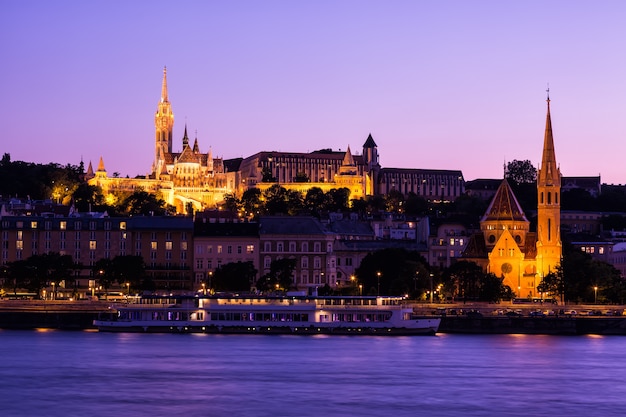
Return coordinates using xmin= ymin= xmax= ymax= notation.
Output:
xmin=161 ymin=66 xmax=169 ymax=103
xmin=538 ymin=89 xmax=559 ymax=186
xmin=536 ymin=90 xmax=562 ymax=282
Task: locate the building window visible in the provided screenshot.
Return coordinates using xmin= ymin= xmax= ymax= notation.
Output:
xmin=89 ymin=241 xmax=97 ymax=250
xmin=289 ymin=242 xmax=296 ymax=252
xmin=277 ymin=243 xmax=283 ymax=252
xmin=217 ymin=245 xmax=223 ymax=254
xmin=227 ymin=245 xmax=233 ymax=254
xmin=166 ymin=241 xmax=173 ymax=250
xmin=264 ymin=242 xmax=271 ymax=252
xmin=264 ymin=256 xmax=271 ymax=268
xmin=31 ymin=221 xmax=37 ymax=229
xmin=314 ymin=242 xmax=321 ymax=252
xmin=237 ymin=246 xmax=242 ymax=254
xmin=314 ymin=257 xmax=321 ymax=269
xmin=181 ymin=242 xmax=188 ymax=250
xmin=301 ymin=242 xmax=309 ymax=252
xmin=60 ymin=221 xmax=66 ymax=230
xmin=301 ymin=257 xmax=309 ymax=268
xmin=246 ymin=244 xmax=254 ymax=254
xmin=151 ymin=241 xmax=157 ymax=250
xmin=120 ymin=222 xmax=126 ymax=230
xmin=196 ymin=259 xmax=204 ymax=270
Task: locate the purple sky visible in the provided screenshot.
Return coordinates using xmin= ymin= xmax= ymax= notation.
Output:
xmin=2 ymin=1 xmax=626 ymax=184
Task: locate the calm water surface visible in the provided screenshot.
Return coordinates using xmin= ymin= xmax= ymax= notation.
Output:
xmin=1 ymin=330 xmax=625 ymax=417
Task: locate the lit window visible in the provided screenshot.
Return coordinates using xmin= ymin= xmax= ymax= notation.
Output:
xmin=165 ymin=241 xmax=173 ymax=250
xmin=151 ymin=241 xmax=157 ymax=250
xmin=246 ymin=245 xmax=254 ymax=254
xmin=89 ymin=241 xmax=97 ymax=250
xmin=120 ymin=222 xmax=126 ymax=230
xmin=60 ymin=221 xmax=66 ymax=230
xmin=181 ymin=242 xmax=187 ymax=250
xmin=31 ymin=221 xmax=37 ymax=229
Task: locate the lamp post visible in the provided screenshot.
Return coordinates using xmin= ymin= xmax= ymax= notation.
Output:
xmin=51 ymin=282 xmax=55 ymax=300
xmin=376 ymin=271 xmax=381 ymax=296
xmin=202 ymin=283 xmax=206 ymax=296
xmin=594 ymin=286 xmax=598 ymax=304
xmin=359 ymin=284 xmax=363 ymax=296
xmin=208 ymin=271 xmax=213 ymax=295
xmin=429 ymin=273 xmax=434 ymax=304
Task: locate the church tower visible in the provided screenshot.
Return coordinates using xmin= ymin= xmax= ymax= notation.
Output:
xmin=536 ymin=92 xmax=562 ymax=279
xmin=154 ymin=66 xmax=174 ymax=177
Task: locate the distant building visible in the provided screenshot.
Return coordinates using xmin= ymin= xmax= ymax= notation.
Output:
xmin=88 ymin=67 xmax=465 ymax=214
xmin=462 ymin=97 xmax=562 ymax=297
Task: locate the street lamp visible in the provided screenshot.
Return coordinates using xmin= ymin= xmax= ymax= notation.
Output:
xmin=594 ymin=286 xmax=598 ymax=304
xmin=359 ymin=284 xmax=363 ymax=296
xmin=201 ymin=283 xmax=206 ymax=296
xmin=429 ymin=273 xmax=434 ymax=304
xmin=376 ymin=271 xmax=381 ymax=296
xmin=51 ymin=282 xmax=55 ymax=300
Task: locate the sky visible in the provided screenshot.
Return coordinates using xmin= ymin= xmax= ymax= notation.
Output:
xmin=2 ymin=0 xmax=626 ymax=184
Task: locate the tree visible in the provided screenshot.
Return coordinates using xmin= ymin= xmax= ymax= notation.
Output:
xmin=304 ymin=187 xmax=329 ymax=216
xmin=327 ymin=188 xmax=350 ymax=212
xmin=241 ymin=188 xmax=264 ymax=218
xmin=505 ymin=159 xmax=537 ymax=185
xmin=93 ymin=259 xmax=116 ymax=297
xmin=222 ymin=193 xmax=241 ymax=214
xmin=385 ymin=190 xmax=405 ymax=213
xmin=212 ymin=261 xmax=257 ymax=292
xmin=111 ymin=255 xmax=145 ymax=293
xmin=72 ymin=183 xmax=105 ymax=212
xmin=355 ymin=249 xmax=429 ymax=296
xmin=120 ymin=190 xmax=174 ymax=216
xmin=404 ymin=192 xmax=429 ymax=216
xmin=257 ymin=258 xmax=296 ymax=292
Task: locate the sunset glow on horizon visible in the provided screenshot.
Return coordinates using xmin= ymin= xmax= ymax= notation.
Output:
xmin=2 ymin=1 xmax=626 ymax=184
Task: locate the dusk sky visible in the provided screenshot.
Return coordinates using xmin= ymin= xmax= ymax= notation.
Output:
xmin=2 ymin=1 xmax=626 ymax=184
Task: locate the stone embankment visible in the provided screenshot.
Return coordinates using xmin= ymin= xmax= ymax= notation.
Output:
xmin=414 ymin=303 xmax=626 ymax=335
xmin=0 ymin=300 xmax=115 ymax=330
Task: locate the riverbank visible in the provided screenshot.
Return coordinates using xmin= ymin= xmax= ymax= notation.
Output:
xmin=2 ymin=300 xmax=626 ymax=335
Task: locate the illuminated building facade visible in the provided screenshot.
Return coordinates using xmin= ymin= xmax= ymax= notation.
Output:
xmin=88 ymin=68 xmax=465 ymax=214
xmin=463 ymin=97 xmax=562 ymax=297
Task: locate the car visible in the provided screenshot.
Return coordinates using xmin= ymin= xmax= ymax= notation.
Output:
xmin=505 ymin=311 xmax=521 ymax=317
xmin=529 ymin=311 xmax=545 ymax=317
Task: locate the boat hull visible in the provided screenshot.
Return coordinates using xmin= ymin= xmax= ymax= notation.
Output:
xmin=93 ymin=319 xmax=440 ymax=336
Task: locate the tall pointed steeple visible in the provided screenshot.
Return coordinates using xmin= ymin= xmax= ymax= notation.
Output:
xmin=538 ymin=91 xmax=559 ymax=186
xmin=536 ymin=90 xmax=562 ymax=281
xmin=161 ymin=66 xmax=169 ymax=103
xmin=154 ymin=66 xmax=174 ymax=175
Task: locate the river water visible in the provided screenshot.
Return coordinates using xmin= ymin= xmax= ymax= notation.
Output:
xmin=1 ymin=330 xmax=625 ymax=417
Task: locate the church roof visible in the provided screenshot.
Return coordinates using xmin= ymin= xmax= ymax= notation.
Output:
xmin=461 ymin=233 xmax=488 ymax=258
xmin=481 ymin=179 xmax=528 ymax=223
xmin=363 ymin=134 xmax=377 ymax=148
xmin=177 ymin=144 xmax=199 ymax=163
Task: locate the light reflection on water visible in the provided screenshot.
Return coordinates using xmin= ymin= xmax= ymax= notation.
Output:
xmin=1 ymin=331 xmax=626 ymax=417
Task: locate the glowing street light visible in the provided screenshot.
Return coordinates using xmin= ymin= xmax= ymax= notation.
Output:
xmin=594 ymin=286 xmax=598 ymax=304
xmin=376 ymin=271 xmax=381 ymax=296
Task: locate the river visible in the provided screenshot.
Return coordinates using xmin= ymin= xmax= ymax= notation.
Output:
xmin=0 ymin=330 xmax=625 ymax=417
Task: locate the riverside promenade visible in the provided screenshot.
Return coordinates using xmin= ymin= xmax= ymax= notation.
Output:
xmin=0 ymin=299 xmax=115 ymax=330
xmin=2 ymin=299 xmax=626 ymax=335
xmin=413 ymin=302 xmax=626 ymax=335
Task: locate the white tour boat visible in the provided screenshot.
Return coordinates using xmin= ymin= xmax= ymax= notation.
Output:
xmin=93 ymin=295 xmax=441 ymax=335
